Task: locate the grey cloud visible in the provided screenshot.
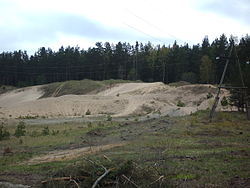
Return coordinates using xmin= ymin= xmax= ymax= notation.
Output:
xmin=0 ymin=12 xmax=145 ymax=52
xmin=1 ymin=12 xmax=133 ymax=42
xmin=199 ymin=0 xmax=250 ymax=24
xmin=0 ymin=10 xmax=174 ymax=53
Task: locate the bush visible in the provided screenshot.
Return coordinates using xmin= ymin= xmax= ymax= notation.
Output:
xmin=42 ymin=126 xmax=50 ymax=136
xmin=0 ymin=125 xmax=10 ymax=140
xmin=51 ymin=130 xmax=59 ymax=136
xmin=30 ymin=130 xmax=40 ymax=137
xmin=14 ymin=121 xmax=26 ymax=137
xmin=177 ymin=100 xmax=185 ymax=107
xmin=107 ymin=115 xmax=112 ymax=121
xmin=207 ymin=92 xmax=213 ymax=99
xmin=221 ymin=96 xmax=228 ymax=106
xmin=85 ymin=109 xmax=91 ymax=115
xmin=87 ymin=122 xmax=92 ymax=128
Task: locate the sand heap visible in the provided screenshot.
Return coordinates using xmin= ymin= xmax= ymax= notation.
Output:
xmin=0 ymin=82 xmax=229 ymax=119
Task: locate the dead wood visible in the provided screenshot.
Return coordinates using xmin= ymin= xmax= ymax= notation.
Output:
xmin=41 ymin=176 xmax=87 ymax=184
xmin=122 ymin=174 xmax=138 ymax=188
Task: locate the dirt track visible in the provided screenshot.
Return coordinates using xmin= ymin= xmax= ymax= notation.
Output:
xmin=0 ymin=82 xmax=229 ymax=119
xmin=26 ymin=143 xmax=125 ymax=165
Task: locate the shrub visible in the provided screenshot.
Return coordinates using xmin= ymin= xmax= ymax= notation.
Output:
xmin=42 ymin=126 xmax=50 ymax=136
xmin=14 ymin=121 xmax=26 ymax=137
xmin=85 ymin=109 xmax=91 ymax=115
xmin=0 ymin=125 xmax=10 ymax=140
xmin=221 ymin=96 xmax=228 ymax=106
xmin=87 ymin=122 xmax=92 ymax=128
xmin=107 ymin=114 xmax=112 ymax=121
xmin=177 ymin=100 xmax=185 ymax=107
xmin=30 ymin=130 xmax=40 ymax=137
xmin=207 ymin=92 xmax=213 ymax=99
xmin=52 ymin=130 xmax=59 ymax=136
xmin=19 ymin=139 xmax=23 ymax=144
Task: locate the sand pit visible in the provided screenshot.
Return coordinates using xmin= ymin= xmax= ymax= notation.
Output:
xmin=0 ymin=82 xmax=229 ymax=119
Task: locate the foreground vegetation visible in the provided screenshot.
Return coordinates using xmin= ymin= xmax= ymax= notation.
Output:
xmin=0 ymin=111 xmax=249 ymax=187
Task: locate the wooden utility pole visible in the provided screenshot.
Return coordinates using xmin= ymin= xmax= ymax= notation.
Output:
xmin=209 ymin=44 xmax=249 ymax=121
xmin=209 ymin=45 xmax=233 ymax=121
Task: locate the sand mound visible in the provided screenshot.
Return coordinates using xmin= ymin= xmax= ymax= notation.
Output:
xmin=0 ymin=82 xmax=229 ymax=119
xmin=0 ymin=86 xmax=43 ymax=108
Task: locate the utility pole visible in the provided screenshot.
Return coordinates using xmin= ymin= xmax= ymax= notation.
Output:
xmin=209 ymin=45 xmax=233 ymax=121
xmin=209 ymin=43 xmax=249 ymax=121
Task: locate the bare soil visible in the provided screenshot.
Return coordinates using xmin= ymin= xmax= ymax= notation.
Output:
xmin=0 ymin=82 xmax=230 ymax=119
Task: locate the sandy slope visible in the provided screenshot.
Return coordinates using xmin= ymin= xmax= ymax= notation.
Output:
xmin=0 ymin=82 xmax=229 ymax=119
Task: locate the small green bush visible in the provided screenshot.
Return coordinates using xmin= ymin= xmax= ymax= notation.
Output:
xmin=51 ymin=130 xmax=59 ymax=136
xmin=42 ymin=126 xmax=50 ymax=136
xmin=30 ymin=130 xmax=40 ymax=137
xmin=19 ymin=139 xmax=23 ymax=144
xmin=207 ymin=92 xmax=213 ymax=99
xmin=87 ymin=122 xmax=92 ymax=128
xmin=14 ymin=121 xmax=26 ymax=138
xmin=85 ymin=109 xmax=91 ymax=115
xmin=177 ymin=100 xmax=185 ymax=107
xmin=0 ymin=125 xmax=10 ymax=140
xmin=107 ymin=115 xmax=112 ymax=121
xmin=221 ymin=96 xmax=228 ymax=106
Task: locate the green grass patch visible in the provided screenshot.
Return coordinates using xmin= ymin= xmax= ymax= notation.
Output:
xmin=40 ymin=79 xmax=140 ymax=98
xmin=1 ymin=111 xmax=250 ymax=187
xmin=0 ymin=85 xmax=16 ymax=94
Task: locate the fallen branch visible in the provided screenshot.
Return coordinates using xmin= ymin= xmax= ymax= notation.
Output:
xmin=70 ymin=177 xmax=80 ymax=188
xmin=41 ymin=176 xmax=87 ymax=184
xmin=150 ymin=175 xmax=164 ymax=185
xmin=103 ymin=154 xmax=112 ymax=162
xmin=82 ymin=157 xmax=112 ymax=188
xmin=122 ymin=174 xmax=138 ymax=188
xmin=92 ymin=169 xmax=111 ymax=188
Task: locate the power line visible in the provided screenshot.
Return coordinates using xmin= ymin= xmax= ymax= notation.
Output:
xmin=123 ymin=22 xmax=166 ymax=44
xmin=124 ymin=8 xmax=185 ymax=44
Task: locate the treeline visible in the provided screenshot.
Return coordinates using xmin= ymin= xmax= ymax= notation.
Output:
xmin=0 ymin=34 xmax=249 ymax=90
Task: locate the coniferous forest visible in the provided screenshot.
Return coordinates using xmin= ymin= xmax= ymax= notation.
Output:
xmin=0 ymin=34 xmax=249 ymax=93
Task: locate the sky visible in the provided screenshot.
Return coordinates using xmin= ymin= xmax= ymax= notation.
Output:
xmin=0 ymin=0 xmax=249 ymax=54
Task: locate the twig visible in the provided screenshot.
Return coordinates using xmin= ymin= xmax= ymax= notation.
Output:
xmin=82 ymin=157 xmax=112 ymax=188
xmin=41 ymin=176 xmax=87 ymax=184
xmin=150 ymin=175 xmax=164 ymax=185
xmin=121 ymin=174 xmax=138 ymax=188
xmin=103 ymin=154 xmax=112 ymax=162
xmin=92 ymin=169 xmax=111 ymax=188
xmin=70 ymin=176 xmax=80 ymax=188
xmin=83 ymin=156 xmax=107 ymax=171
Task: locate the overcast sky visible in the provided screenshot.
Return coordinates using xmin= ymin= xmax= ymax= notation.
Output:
xmin=0 ymin=0 xmax=249 ymax=54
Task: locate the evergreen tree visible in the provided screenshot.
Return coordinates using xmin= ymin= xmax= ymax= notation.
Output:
xmin=200 ymin=55 xmax=214 ymax=84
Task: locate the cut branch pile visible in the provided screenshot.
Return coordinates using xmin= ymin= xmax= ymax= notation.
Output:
xmin=41 ymin=155 xmax=166 ymax=187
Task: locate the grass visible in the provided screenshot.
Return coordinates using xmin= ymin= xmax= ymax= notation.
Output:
xmin=0 ymin=121 xmax=119 ymax=173
xmin=0 ymin=85 xmax=16 ymax=94
xmin=168 ymin=81 xmax=191 ymax=87
xmin=40 ymin=79 xmax=140 ymax=98
xmin=0 ymin=111 xmax=250 ymax=187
